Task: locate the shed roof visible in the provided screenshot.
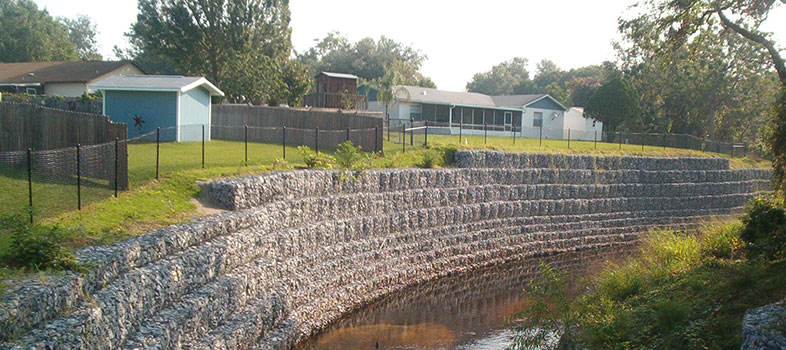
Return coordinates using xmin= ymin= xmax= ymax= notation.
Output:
xmin=89 ymin=75 xmax=224 ymax=96
xmin=318 ymin=72 xmax=359 ymax=80
xmin=0 ymin=61 xmax=144 ymax=84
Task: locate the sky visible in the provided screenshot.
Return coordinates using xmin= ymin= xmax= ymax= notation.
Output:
xmin=34 ymin=0 xmax=786 ymax=91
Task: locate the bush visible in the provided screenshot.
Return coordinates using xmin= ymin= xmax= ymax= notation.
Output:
xmin=0 ymin=216 xmax=81 ymax=271
xmin=418 ymin=149 xmax=442 ymax=168
xmin=740 ymin=195 xmax=786 ymax=261
xmin=334 ymin=141 xmax=371 ymax=171
xmin=298 ymin=146 xmax=335 ymax=169
xmin=700 ymin=223 xmax=742 ymax=259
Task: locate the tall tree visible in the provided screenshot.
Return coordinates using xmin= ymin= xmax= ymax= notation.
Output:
xmin=60 ymin=15 xmax=102 ymax=61
xmin=585 ymin=76 xmax=641 ymax=133
xmin=0 ymin=0 xmax=77 ymax=62
xmin=466 ymin=57 xmax=532 ymax=95
xmin=128 ymin=0 xmax=306 ymax=105
xmin=298 ymin=33 xmax=434 ymax=87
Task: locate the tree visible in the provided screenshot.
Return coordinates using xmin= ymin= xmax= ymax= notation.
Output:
xmin=128 ymin=0 xmax=303 ymax=104
xmin=466 ymin=57 xmax=532 ymax=95
xmin=366 ymin=62 xmax=413 ymax=127
xmin=60 ymin=15 xmax=101 ymax=60
xmin=298 ymin=33 xmax=433 ymax=87
xmin=585 ymin=77 xmax=640 ymax=133
xmin=0 ymin=0 xmax=77 ymax=62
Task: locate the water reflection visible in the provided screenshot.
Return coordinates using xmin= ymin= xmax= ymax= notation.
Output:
xmin=295 ymin=244 xmax=635 ymax=350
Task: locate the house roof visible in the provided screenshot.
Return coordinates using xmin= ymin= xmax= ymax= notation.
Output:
xmin=490 ymin=94 xmax=546 ymax=108
xmin=396 ymin=86 xmax=498 ymax=107
xmin=89 ymin=75 xmax=225 ymax=96
xmin=318 ymin=72 xmax=359 ymax=80
xmin=392 ymin=86 xmax=565 ymax=111
xmin=0 ymin=61 xmax=145 ymax=84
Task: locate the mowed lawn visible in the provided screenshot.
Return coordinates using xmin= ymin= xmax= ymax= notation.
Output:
xmin=0 ymin=135 xmax=770 ymax=251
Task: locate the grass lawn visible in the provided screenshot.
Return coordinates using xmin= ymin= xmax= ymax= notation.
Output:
xmin=0 ymin=135 xmax=771 ymax=258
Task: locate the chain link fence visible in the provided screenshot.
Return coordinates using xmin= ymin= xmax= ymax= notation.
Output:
xmin=386 ymin=120 xmax=748 ymax=157
xmin=0 ymin=123 xmax=382 ymax=223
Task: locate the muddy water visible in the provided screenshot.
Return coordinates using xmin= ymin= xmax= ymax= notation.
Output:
xmin=295 ymin=244 xmax=635 ymax=350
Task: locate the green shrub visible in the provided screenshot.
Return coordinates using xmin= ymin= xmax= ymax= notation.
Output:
xmin=334 ymin=141 xmax=370 ymax=171
xmin=439 ymin=145 xmax=458 ymax=165
xmin=298 ymin=146 xmax=335 ymax=169
xmin=740 ymin=194 xmax=786 ymax=261
xmin=271 ymin=157 xmax=292 ymax=170
xmin=0 ymin=216 xmax=81 ymax=271
xmin=418 ymin=149 xmax=442 ymax=168
xmin=700 ymin=223 xmax=742 ymax=259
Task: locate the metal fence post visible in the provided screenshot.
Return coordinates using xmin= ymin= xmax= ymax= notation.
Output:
xmin=315 ymin=127 xmax=320 ymax=153
xmin=76 ymin=143 xmax=81 ymax=210
xmin=410 ymin=122 xmax=414 ymax=146
xmin=567 ymin=129 xmax=571 ymax=149
xmin=402 ymin=123 xmax=406 ymax=153
xmin=513 ymin=126 xmax=517 ymax=145
xmin=156 ymin=127 xmax=160 ymax=180
xmin=201 ymin=124 xmax=205 ymax=169
xmin=114 ymin=137 xmax=119 ymax=198
xmin=282 ymin=126 xmax=287 ymax=159
xmin=484 ymin=123 xmax=488 ymax=144
xmin=346 ymin=127 xmax=350 ymax=143
xmin=539 ymin=126 xmax=543 ymax=146
xmin=387 ymin=118 xmax=390 ymax=141
xmin=425 ymin=124 xmax=429 ymax=146
xmin=744 ymin=144 xmax=748 ymax=157
xmin=459 ymin=121 xmax=463 ymax=144
xmin=641 ymin=135 xmax=645 ymax=152
xmin=244 ymin=124 xmax=248 ymax=165
xmin=27 ymin=148 xmax=33 ymax=224
xmin=594 ymin=130 xmax=598 ymax=149
xmin=619 ymin=132 xmax=623 ymax=150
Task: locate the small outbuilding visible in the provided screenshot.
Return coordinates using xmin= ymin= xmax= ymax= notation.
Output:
xmin=89 ymin=75 xmax=224 ymax=141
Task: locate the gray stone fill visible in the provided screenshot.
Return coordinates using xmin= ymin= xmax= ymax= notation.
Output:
xmin=0 ymin=151 xmax=772 ymax=349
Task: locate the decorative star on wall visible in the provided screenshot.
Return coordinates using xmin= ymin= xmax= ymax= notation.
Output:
xmin=133 ymin=115 xmax=145 ymax=128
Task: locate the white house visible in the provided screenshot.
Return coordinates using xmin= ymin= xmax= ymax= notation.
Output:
xmin=364 ymin=85 xmax=599 ymax=140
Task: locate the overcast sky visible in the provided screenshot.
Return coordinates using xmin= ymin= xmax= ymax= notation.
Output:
xmin=34 ymin=0 xmax=786 ymax=91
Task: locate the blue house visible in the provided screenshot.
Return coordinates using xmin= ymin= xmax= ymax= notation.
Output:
xmin=90 ymin=75 xmax=224 ymax=141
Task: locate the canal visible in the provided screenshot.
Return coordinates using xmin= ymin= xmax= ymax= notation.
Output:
xmin=295 ymin=244 xmax=635 ymax=350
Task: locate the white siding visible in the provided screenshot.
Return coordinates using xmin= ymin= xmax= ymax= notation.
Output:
xmin=45 ymin=83 xmax=88 ymax=97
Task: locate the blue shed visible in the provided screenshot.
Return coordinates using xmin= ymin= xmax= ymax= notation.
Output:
xmin=90 ymin=75 xmax=224 ymax=141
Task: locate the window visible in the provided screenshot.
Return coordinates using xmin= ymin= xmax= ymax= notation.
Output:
xmin=533 ymin=112 xmax=543 ymax=127
xmin=25 ymin=87 xmax=37 ymax=95
xmin=409 ymin=103 xmax=422 ymax=121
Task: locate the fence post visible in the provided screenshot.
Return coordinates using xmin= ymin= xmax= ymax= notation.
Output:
xmin=594 ymin=130 xmax=597 ymax=149
xmin=201 ymin=124 xmax=205 ymax=169
xmin=156 ymin=127 xmax=160 ymax=180
xmin=387 ymin=118 xmax=390 ymax=141
xmin=484 ymin=123 xmax=488 ymax=144
xmin=27 ymin=148 xmax=33 ymax=224
xmin=459 ymin=121 xmax=463 ymax=144
xmin=402 ymin=123 xmax=406 ymax=153
xmin=425 ymin=124 xmax=429 ymax=146
xmin=744 ymin=144 xmax=748 ymax=157
xmin=282 ymin=126 xmax=287 ymax=159
xmin=315 ymin=127 xmax=320 ymax=153
xmin=513 ymin=126 xmax=517 ymax=145
xmin=731 ymin=144 xmax=735 ymax=158
xmin=345 ymin=127 xmax=350 ymax=144
xmin=619 ymin=132 xmax=623 ymax=150
xmin=77 ymin=143 xmax=81 ymax=210
xmin=539 ymin=126 xmax=543 ymax=146
xmin=244 ymin=124 xmax=248 ymax=165
xmin=641 ymin=134 xmax=645 ymax=152
xmin=663 ymin=134 xmax=667 ymax=150
xmin=375 ymin=126 xmax=380 ymax=154
xmin=410 ymin=120 xmax=414 ymax=146
xmin=114 ymin=137 xmax=119 ymax=198
xmin=567 ymin=129 xmax=571 ymax=149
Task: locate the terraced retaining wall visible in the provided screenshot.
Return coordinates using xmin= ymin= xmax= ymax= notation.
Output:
xmin=0 ymin=151 xmax=771 ymax=350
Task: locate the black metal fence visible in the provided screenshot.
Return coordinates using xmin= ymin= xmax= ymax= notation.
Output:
xmin=0 ymin=123 xmax=382 ymax=223
xmin=386 ymin=120 xmax=748 ymax=158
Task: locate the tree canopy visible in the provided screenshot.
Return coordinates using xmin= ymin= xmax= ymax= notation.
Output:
xmin=127 ymin=0 xmax=309 ymax=105
xmin=60 ymin=15 xmax=102 ymax=61
xmin=585 ymin=76 xmax=640 ymax=133
xmin=0 ymin=0 xmax=77 ymax=62
xmin=298 ymin=32 xmax=435 ymax=88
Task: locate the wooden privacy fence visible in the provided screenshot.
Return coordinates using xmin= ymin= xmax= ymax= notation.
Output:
xmin=0 ymin=102 xmax=127 ymax=152
xmin=211 ymin=104 xmax=384 ymax=152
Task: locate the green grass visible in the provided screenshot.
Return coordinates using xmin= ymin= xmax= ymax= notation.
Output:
xmin=0 ymin=135 xmax=771 ymax=264
xmin=518 ymin=222 xmax=786 ymax=349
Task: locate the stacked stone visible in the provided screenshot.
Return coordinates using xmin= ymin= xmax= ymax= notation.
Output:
xmin=0 ymin=152 xmax=772 ymax=350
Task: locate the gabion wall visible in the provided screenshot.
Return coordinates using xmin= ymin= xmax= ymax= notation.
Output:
xmin=0 ymin=152 xmax=771 ymax=350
